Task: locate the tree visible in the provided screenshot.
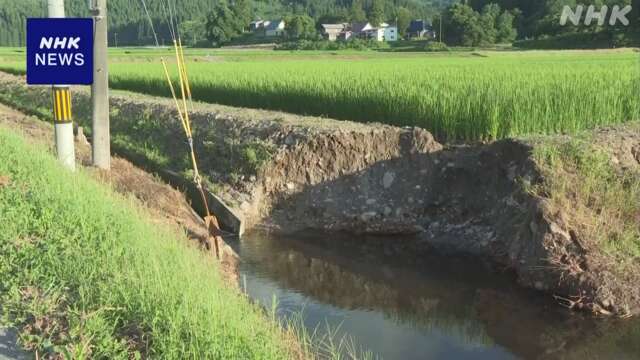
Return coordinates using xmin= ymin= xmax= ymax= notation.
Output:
xmin=446 ymin=3 xmax=483 ymax=46
xmin=316 ymin=12 xmax=349 ymax=27
xmin=479 ymin=3 xmax=500 ymax=44
xmin=443 ymin=2 xmax=520 ymax=46
xmin=179 ymin=20 xmax=207 ymax=46
xmin=394 ymin=7 xmax=412 ymax=37
xmin=231 ymin=0 xmax=253 ymax=33
xmin=205 ymin=0 xmax=253 ymax=46
xmin=349 ymin=0 xmax=367 ymax=23
xmin=496 ymin=11 xmax=517 ymax=43
xmin=368 ymin=0 xmax=385 ymax=26
xmin=206 ymin=5 xmax=238 ymax=45
xmin=285 ymin=15 xmax=317 ymax=39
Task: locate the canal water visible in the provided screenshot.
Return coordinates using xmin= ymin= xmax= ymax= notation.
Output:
xmin=230 ymin=231 xmax=640 ymax=360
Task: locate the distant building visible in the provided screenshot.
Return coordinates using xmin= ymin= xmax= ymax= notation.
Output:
xmin=250 ymin=20 xmax=265 ymax=32
xmin=321 ymin=24 xmax=346 ymax=41
xmin=351 ymin=22 xmax=374 ymax=35
xmin=407 ymin=20 xmax=436 ymax=39
xmin=364 ymin=27 xmax=385 ymax=41
xmin=338 ymin=30 xmax=353 ymax=41
xmin=384 ymin=26 xmax=398 ymax=42
xmin=359 ymin=23 xmax=398 ymax=42
xmin=264 ymin=20 xmax=285 ymax=37
xmin=320 ymin=21 xmax=397 ymax=42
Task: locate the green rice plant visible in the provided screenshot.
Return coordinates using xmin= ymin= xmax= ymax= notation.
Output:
xmin=2 ymin=49 xmax=638 ymax=141
xmin=107 ymin=50 xmax=640 ymax=141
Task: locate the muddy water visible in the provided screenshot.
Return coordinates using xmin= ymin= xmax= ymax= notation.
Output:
xmin=231 ymin=231 xmax=640 ymax=360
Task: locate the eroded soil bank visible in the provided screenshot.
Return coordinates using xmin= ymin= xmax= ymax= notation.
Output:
xmin=0 ymin=71 xmax=638 ymax=317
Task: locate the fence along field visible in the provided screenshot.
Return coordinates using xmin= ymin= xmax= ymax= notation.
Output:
xmin=1 ymin=49 xmax=638 ymax=141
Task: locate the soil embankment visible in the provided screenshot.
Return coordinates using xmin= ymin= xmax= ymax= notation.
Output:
xmin=0 ymin=71 xmax=638 ymax=317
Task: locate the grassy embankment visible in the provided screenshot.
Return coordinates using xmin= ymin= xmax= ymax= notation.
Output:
xmin=532 ymin=131 xmax=640 ymax=272
xmin=1 ymin=48 xmax=638 ymax=141
xmin=0 ymin=127 xmax=303 ymax=359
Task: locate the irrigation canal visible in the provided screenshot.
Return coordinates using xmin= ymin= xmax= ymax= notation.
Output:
xmin=230 ymin=231 xmax=640 ymax=360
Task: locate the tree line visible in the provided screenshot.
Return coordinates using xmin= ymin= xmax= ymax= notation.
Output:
xmin=0 ymin=0 xmax=219 ymax=46
xmin=448 ymin=0 xmax=639 ymax=46
xmin=0 ymin=0 xmax=638 ymax=47
xmin=0 ymin=0 xmax=450 ymax=46
xmin=204 ymin=0 xmax=639 ymax=47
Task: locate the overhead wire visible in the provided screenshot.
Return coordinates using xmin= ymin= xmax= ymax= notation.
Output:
xmin=138 ymin=0 xmax=222 ymax=259
xmin=139 ymin=0 xmax=159 ymax=47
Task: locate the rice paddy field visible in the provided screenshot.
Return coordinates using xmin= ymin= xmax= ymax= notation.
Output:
xmin=1 ymin=47 xmax=638 ymax=141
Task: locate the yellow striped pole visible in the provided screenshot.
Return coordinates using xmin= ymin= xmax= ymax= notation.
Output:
xmin=48 ymin=0 xmax=76 ymax=171
xmin=52 ymin=86 xmax=73 ymax=123
xmin=51 ymin=85 xmax=76 ymax=171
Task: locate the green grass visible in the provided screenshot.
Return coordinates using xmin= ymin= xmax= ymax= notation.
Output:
xmin=532 ymin=136 xmax=640 ymax=268
xmin=0 ymin=127 xmax=301 ymax=359
xmin=1 ymin=48 xmax=639 ymax=141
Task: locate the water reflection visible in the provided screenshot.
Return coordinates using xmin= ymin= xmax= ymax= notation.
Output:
xmin=232 ymin=231 xmax=640 ymax=360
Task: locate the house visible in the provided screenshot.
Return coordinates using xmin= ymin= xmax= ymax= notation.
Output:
xmin=250 ymin=20 xmax=265 ymax=32
xmin=338 ymin=31 xmax=353 ymax=41
xmin=264 ymin=20 xmax=285 ymax=37
xmin=407 ymin=20 xmax=435 ymax=39
xmin=321 ymin=21 xmax=395 ymax=42
xmin=384 ymin=26 xmax=398 ymax=42
xmin=357 ymin=23 xmax=397 ymax=42
xmin=363 ymin=27 xmax=385 ymax=41
xmin=351 ymin=22 xmax=374 ymax=36
xmin=321 ymin=24 xmax=346 ymax=41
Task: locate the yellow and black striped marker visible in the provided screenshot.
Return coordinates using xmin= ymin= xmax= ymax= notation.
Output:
xmin=52 ymin=87 xmax=72 ymax=123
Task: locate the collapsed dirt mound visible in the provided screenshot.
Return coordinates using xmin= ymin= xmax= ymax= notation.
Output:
xmin=262 ymin=129 xmax=640 ymax=317
xmin=1 ymin=71 xmax=638 ymax=316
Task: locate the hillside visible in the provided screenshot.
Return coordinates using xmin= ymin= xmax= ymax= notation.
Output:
xmin=0 ymin=0 xmax=219 ymax=46
xmin=0 ymin=0 xmax=453 ymax=46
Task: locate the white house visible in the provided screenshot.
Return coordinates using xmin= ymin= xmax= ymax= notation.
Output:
xmin=322 ymin=24 xmax=346 ymax=41
xmin=323 ymin=22 xmax=396 ymax=42
xmin=365 ymin=28 xmax=385 ymax=41
xmin=384 ymin=26 xmax=398 ymax=41
xmin=264 ymin=20 xmax=285 ymax=37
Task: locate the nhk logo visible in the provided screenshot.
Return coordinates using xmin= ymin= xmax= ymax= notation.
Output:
xmin=560 ymin=5 xmax=632 ymax=26
xmin=35 ymin=37 xmax=85 ymax=66
xmin=26 ymin=18 xmax=93 ymax=85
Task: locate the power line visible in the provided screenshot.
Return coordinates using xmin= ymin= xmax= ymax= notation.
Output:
xmin=139 ymin=0 xmax=160 ymax=47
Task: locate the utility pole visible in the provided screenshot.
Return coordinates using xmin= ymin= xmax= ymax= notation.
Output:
xmin=439 ymin=0 xmax=443 ymax=43
xmin=48 ymin=0 xmax=76 ymax=171
xmin=439 ymin=13 xmax=442 ymax=43
xmin=91 ymin=0 xmax=110 ymax=169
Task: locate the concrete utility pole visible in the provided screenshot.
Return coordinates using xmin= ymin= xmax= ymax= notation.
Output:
xmin=48 ymin=0 xmax=76 ymax=171
xmin=439 ymin=0 xmax=443 ymax=43
xmin=91 ymin=0 xmax=110 ymax=169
